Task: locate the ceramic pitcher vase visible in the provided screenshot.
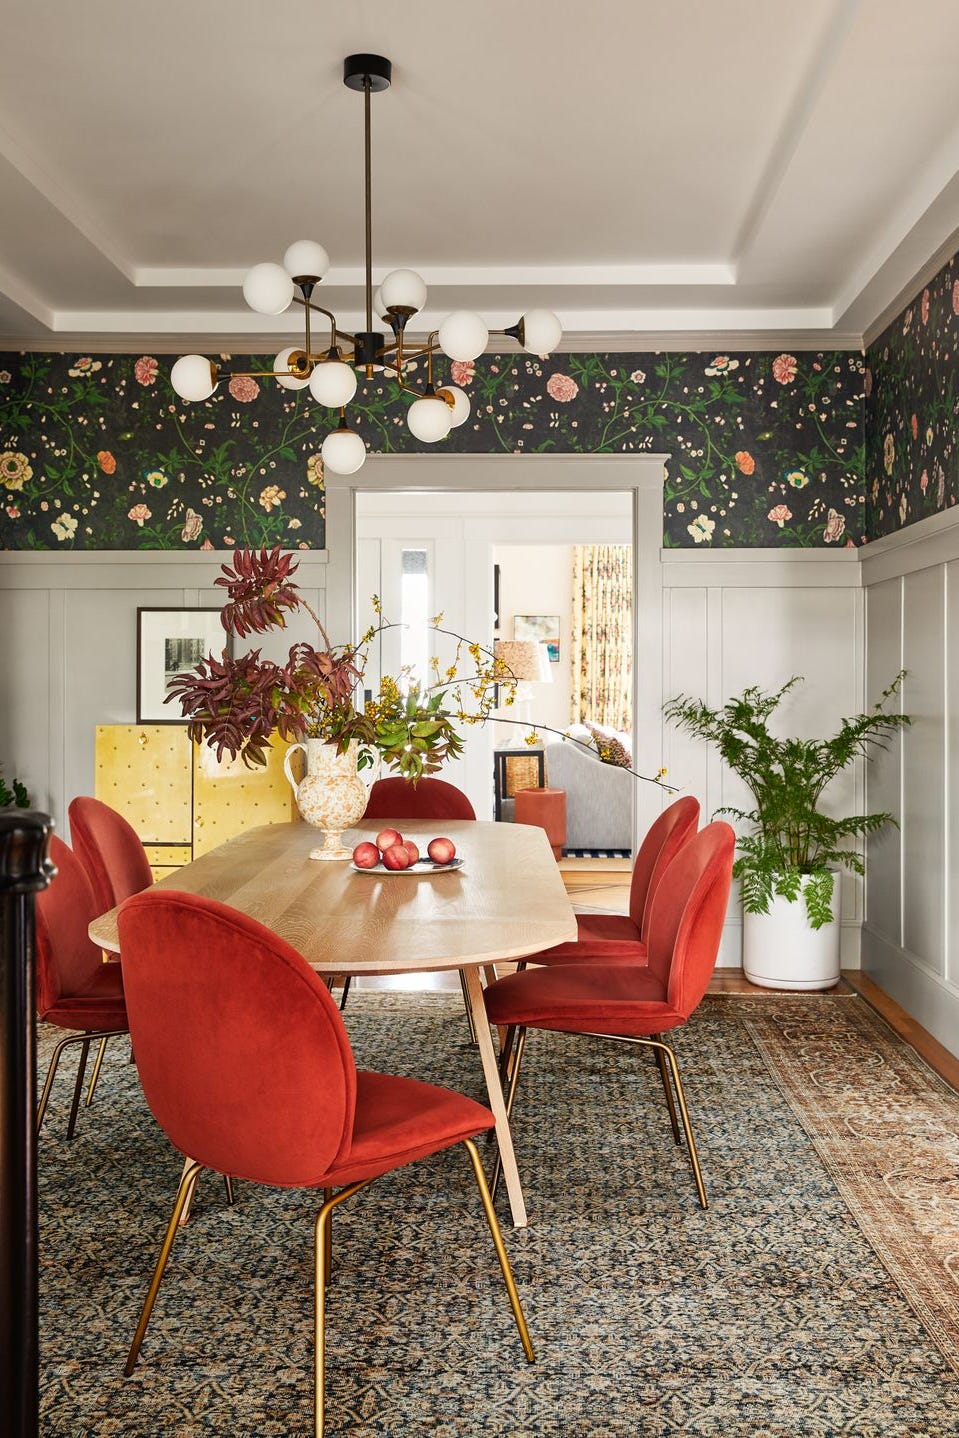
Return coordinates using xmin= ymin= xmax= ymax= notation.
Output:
xmin=283 ymin=737 xmax=368 ymax=861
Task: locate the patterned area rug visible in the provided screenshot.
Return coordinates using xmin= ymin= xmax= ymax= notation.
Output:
xmin=37 ymin=994 xmax=959 ymax=1436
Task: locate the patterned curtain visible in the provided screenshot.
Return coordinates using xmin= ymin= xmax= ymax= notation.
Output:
xmin=570 ymin=545 xmax=632 ymax=731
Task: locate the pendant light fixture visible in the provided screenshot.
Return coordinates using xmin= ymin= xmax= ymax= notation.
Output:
xmin=171 ymin=54 xmax=562 ymax=473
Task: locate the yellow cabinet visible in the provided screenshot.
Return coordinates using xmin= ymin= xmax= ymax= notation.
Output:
xmin=95 ymin=725 xmax=298 ymax=876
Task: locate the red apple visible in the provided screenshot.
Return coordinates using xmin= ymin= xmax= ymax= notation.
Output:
xmin=376 ymin=827 xmax=403 ymax=853
xmin=352 ymin=841 xmax=380 ymax=869
xmin=382 ymin=842 xmax=412 ymax=870
xmin=403 ymin=840 xmax=420 ymax=865
xmin=428 ymin=836 xmax=456 ymax=865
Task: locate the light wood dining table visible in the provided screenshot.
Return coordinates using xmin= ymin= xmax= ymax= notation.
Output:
xmin=89 ymin=817 xmax=577 ymax=1228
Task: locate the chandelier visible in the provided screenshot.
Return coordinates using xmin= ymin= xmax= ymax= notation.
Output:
xmin=170 ymin=54 xmax=562 ymax=475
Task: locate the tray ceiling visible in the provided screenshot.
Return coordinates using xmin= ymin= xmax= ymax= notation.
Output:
xmin=2 ymin=0 xmax=959 ymax=349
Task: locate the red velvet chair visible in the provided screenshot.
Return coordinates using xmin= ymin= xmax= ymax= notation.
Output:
xmin=484 ymin=821 xmax=735 ymax=1209
xmin=35 ymin=836 xmax=129 ymax=1138
xmin=69 ymin=795 xmax=154 ymax=914
xmin=117 ymin=889 xmax=534 ymax=1436
xmin=362 ymin=775 xmax=476 ymax=821
xmin=524 ymin=795 xmax=700 ymax=968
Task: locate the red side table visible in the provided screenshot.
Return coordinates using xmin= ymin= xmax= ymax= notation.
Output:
xmin=514 ymin=787 xmax=567 ymax=861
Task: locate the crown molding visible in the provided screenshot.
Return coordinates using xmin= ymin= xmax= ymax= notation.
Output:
xmin=0 ymin=328 xmax=866 ymax=357
xmin=862 ymin=226 xmax=959 ymax=350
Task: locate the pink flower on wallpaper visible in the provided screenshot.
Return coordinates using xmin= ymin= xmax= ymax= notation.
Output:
xmin=450 ymin=360 xmax=475 ymax=387
xmin=883 ymin=433 xmax=895 ymax=474
xmin=772 ymin=353 xmax=797 ymax=385
xmin=134 ymin=355 xmax=159 ymax=386
xmin=920 ymin=469 xmax=929 ymax=493
xmin=127 ymin=503 xmax=151 ymax=527
xmin=921 ymin=289 xmax=930 ymax=325
xmin=735 ymin=450 xmax=755 ymax=474
xmin=767 ymin=504 xmax=792 ymax=528
xmin=899 ymin=494 xmax=908 ymax=525
xmin=953 ymin=279 xmax=959 ymax=316
xmin=863 ymin=368 xmax=872 ymax=397
xmin=228 ymin=375 xmax=260 ymax=403
xmin=546 ymin=373 xmax=579 ymax=403
xmin=180 ymin=508 xmax=203 ymax=542
xmin=911 ymin=414 xmax=919 ymax=440
xmin=823 ymin=508 xmax=845 ymax=543
xmin=201 ymin=538 xmax=214 ymax=551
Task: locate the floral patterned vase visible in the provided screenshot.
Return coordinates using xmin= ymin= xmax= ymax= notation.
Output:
xmin=283 ymin=738 xmax=368 ymax=860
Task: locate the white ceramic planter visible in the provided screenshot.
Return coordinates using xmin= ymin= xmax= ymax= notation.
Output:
xmin=742 ymin=872 xmax=842 ymax=991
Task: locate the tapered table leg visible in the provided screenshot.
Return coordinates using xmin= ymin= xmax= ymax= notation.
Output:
xmin=462 ymin=965 xmax=528 ymax=1229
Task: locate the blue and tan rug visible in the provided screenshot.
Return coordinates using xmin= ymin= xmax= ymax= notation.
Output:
xmin=38 ymin=993 xmax=959 ymax=1436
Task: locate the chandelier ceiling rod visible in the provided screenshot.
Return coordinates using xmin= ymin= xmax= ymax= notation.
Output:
xmin=170 ymin=52 xmax=562 ymax=475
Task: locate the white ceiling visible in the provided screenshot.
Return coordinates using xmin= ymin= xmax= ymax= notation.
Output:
xmin=2 ymin=0 xmax=959 ymax=350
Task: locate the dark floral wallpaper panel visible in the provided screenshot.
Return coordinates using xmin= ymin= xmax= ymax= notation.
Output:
xmin=0 ymin=348 xmax=864 ymax=551
xmin=865 ymin=248 xmax=959 ymax=538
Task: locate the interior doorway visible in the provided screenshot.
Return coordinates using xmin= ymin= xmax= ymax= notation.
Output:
xmin=323 ymin=452 xmax=669 ymax=852
xmin=355 ymin=490 xmax=633 ymax=833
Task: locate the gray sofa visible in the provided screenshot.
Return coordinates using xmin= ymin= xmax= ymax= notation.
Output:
xmin=541 ymin=734 xmax=634 ymax=851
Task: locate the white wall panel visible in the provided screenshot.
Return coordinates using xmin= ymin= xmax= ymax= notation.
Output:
xmin=661 ymin=559 xmax=863 ymax=966
xmin=0 ymin=588 xmax=51 ymax=811
xmin=861 ymin=510 xmax=959 ymax=1057
xmin=900 ymin=566 xmax=946 ymax=973
xmin=864 ymin=576 xmax=904 ymax=945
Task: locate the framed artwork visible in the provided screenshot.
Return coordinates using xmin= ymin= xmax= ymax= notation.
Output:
xmin=136 ymin=608 xmax=227 ymax=723
xmin=514 ymin=613 xmax=560 ymax=663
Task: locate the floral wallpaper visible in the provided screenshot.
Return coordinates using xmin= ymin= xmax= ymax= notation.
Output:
xmin=0 ymin=347 xmax=864 ymax=551
xmin=865 ymin=248 xmax=959 ymax=538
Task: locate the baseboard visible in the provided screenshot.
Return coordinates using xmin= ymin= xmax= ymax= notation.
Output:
xmin=861 ymin=924 xmax=959 ymax=1058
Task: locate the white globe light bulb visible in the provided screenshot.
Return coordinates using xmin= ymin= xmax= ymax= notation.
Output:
xmin=438 ymin=311 xmax=488 ymax=362
xmin=373 ymin=286 xmax=388 ymax=320
xmin=519 ymin=308 xmax=563 ymax=356
xmin=273 ymin=348 xmax=310 ymax=391
xmin=435 ymin=385 xmax=470 ymax=428
xmin=379 ymin=269 xmax=428 ymax=313
xmin=321 ymin=427 xmax=367 ymax=475
xmin=309 ymin=360 xmax=358 ymax=408
xmin=242 ymin=262 xmax=295 ymax=316
xmin=283 ymin=239 xmax=330 ymax=282
xmin=171 ymin=355 xmax=217 ymax=402
xmin=407 ymin=395 xmax=454 ymax=443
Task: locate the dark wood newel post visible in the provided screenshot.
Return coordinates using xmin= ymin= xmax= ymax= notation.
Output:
xmin=0 ymin=809 xmax=55 ymax=1438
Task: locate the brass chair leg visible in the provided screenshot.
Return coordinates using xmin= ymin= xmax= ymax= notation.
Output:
xmin=657 ymin=1042 xmax=708 ymax=1209
xmin=490 ymin=1026 xmax=528 ymax=1203
xmin=339 ymin=976 xmax=352 ymax=1010
xmin=124 ymin=1161 xmax=204 ymax=1376
xmin=458 ymin=969 xmax=478 ymax=1044
xmin=36 ymin=1032 xmax=83 ymax=1132
xmin=65 ymin=1038 xmax=92 ymax=1140
xmin=223 ymin=1174 xmax=236 ymax=1206
xmin=85 ymin=1035 xmax=110 ymax=1108
xmin=652 ymin=1033 xmax=682 ymax=1145
xmin=313 ymin=1179 xmax=372 ymax=1438
xmin=462 ymin=1138 xmax=535 ymax=1363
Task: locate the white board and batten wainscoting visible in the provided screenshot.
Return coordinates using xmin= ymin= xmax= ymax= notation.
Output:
xmin=3 ymin=455 xmax=957 ymax=1049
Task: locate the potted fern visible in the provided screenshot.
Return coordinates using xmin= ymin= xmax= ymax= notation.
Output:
xmin=664 ymin=675 xmax=909 ymax=989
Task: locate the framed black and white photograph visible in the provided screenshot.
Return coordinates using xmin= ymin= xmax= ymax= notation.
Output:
xmin=136 ymin=608 xmax=227 ymax=723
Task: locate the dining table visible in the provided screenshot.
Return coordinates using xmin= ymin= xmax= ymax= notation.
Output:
xmin=88 ymin=816 xmax=577 ymax=1228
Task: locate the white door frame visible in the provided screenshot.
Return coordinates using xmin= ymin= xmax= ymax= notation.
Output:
xmin=323 ymin=452 xmax=669 ymax=848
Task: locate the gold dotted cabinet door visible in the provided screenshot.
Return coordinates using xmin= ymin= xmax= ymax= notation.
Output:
xmin=95 ymin=726 xmax=192 ymax=843
xmin=192 ymin=738 xmax=297 ymax=857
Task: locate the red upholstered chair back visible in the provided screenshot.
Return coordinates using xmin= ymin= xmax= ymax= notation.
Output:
xmin=363 ymin=776 xmax=476 ymax=821
xmin=644 ymin=821 xmax=735 ymax=1020
xmin=35 ymin=836 xmax=107 ymax=1018
xmin=629 ymin=796 xmax=701 ymax=933
xmin=69 ymin=796 xmax=154 ymax=912
xmin=117 ymin=890 xmax=357 ymax=1187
